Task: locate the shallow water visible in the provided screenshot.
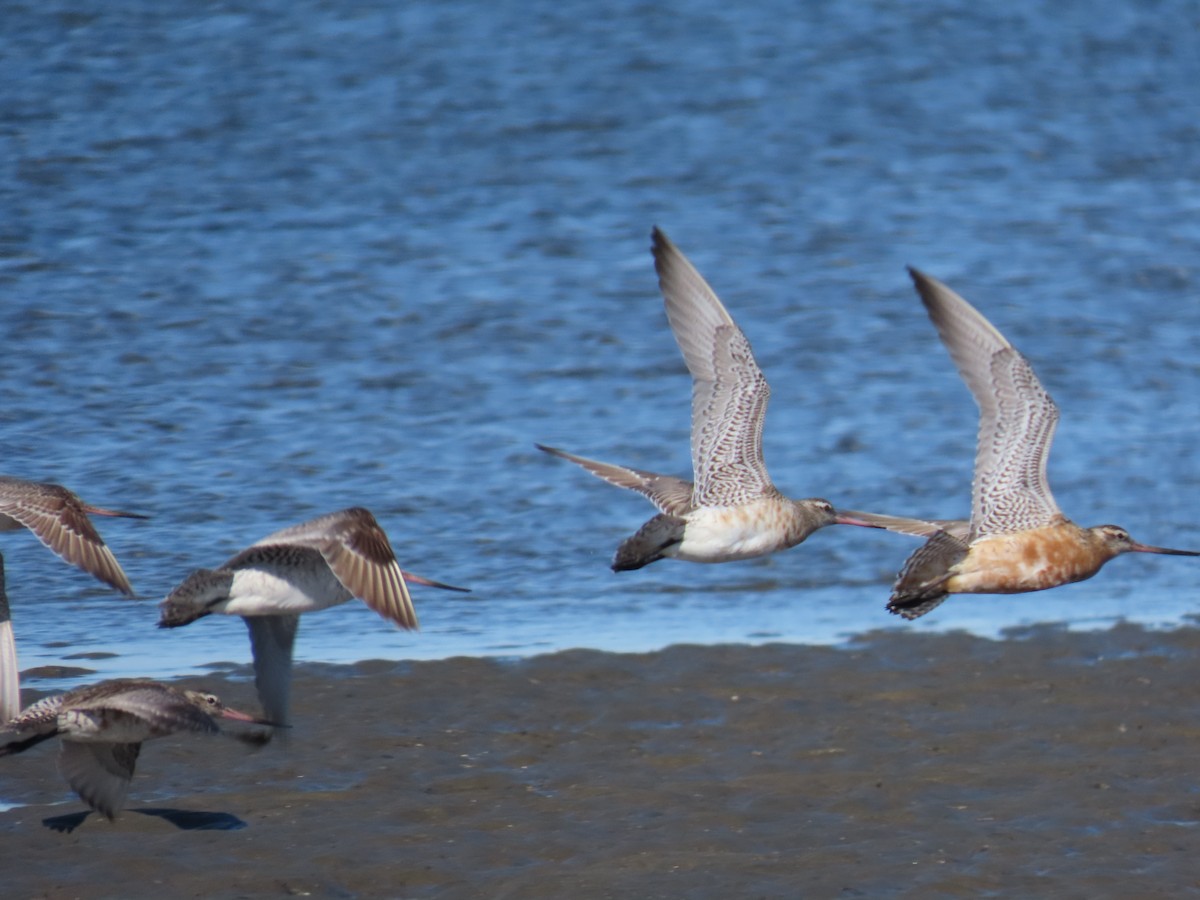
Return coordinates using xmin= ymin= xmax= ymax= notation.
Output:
xmin=2 ymin=0 xmax=1200 ymax=690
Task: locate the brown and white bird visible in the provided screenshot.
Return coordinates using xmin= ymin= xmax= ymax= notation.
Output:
xmin=886 ymin=268 xmax=1199 ymax=620
xmin=0 ymin=477 xmax=146 ymax=723
xmin=0 ymin=678 xmax=269 ymax=820
xmin=539 ymin=227 xmax=912 ymax=571
xmin=158 ymin=507 xmax=468 ymax=725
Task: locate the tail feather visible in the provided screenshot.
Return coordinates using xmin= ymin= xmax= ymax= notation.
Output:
xmin=886 ymin=530 xmax=968 ymax=620
xmin=612 ymin=515 xmax=686 ymax=572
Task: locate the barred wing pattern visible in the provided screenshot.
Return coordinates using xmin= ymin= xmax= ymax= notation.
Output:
xmin=973 ymin=348 xmax=1061 ymax=536
xmin=653 ymin=228 xmax=776 ymax=509
xmin=909 ymin=268 xmax=1062 ymax=539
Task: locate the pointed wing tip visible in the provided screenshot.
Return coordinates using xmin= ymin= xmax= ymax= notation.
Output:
xmin=650 ymin=226 xmax=675 ymax=263
xmin=906 ymin=265 xmax=939 ymax=296
xmin=100 ymin=568 xmax=136 ymax=598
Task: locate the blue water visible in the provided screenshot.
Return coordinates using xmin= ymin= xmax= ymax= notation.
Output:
xmin=2 ymin=0 xmax=1200 ymax=690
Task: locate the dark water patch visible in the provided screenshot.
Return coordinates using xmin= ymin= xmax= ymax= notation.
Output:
xmin=21 ymin=665 xmax=97 ymax=680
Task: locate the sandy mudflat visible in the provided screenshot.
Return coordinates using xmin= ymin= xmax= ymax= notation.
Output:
xmin=2 ymin=623 xmax=1200 ymax=899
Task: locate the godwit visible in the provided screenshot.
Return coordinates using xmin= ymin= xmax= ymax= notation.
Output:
xmin=539 ymin=227 xmax=913 ymax=571
xmin=158 ymin=507 xmax=468 ymax=725
xmin=886 ymin=268 xmax=1199 ymax=620
xmin=0 ymin=678 xmax=269 ymax=820
xmin=0 ymin=477 xmax=146 ymax=723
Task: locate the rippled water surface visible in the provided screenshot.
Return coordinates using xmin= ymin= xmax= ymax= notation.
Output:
xmin=2 ymin=0 xmax=1200 ymax=689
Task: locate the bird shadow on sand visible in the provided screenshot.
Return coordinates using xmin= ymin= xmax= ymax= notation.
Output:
xmin=43 ymin=808 xmax=247 ymax=833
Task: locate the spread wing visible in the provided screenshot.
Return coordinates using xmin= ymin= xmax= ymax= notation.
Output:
xmin=0 ymin=478 xmax=136 ymax=596
xmin=535 ymin=444 xmax=695 ymax=515
xmin=909 ymin=269 xmax=1062 ymax=538
xmin=245 ymin=614 xmax=299 ymax=727
xmin=653 ymin=228 xmax=776 ymax=508
xmin=0 ymin=556 xmax=17 ymax=724
xmin=838 ymin=510 xmax=972 ymax=542
xmin=58 ymin=740 xmax=140 ymax=820
xmin=246 ymin=508 xmax=417 ymax=630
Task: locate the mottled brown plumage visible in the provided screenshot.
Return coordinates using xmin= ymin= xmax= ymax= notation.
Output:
xmin=0 ymin=679 xmax=268 ymax=820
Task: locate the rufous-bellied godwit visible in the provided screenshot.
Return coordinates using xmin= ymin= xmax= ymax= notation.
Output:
xmin=887 ymin=268 xmax=1199 ymax=620
xmin=539 ymin=227 xmax=918 ymax=571
xmin=158 ymin=507 xmax=468 ymax=726
xmin=0 ymin=678 xmax=270 ymax=820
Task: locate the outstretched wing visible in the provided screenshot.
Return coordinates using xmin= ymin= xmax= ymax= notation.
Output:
xmin=653 ymin=228 xmax=775 ymax=508
xmin=536 ymin=444 xmax=694 ymax=515
xmin=245 ymin=614 xmax=300 ymax=727
xmin=0 ymin=478 xmax=137 ymax=596
xmin=909 ymin=269 xmax=1062 ymax=538
xmin=838 ymin=510 xmax=971 ymax=542
xmin=245 ymin=508 xmax=417 ymax=630
xmin=58 ymin=741 xmax=140 ymax=820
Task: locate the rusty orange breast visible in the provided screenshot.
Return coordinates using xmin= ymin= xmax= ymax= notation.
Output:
xmin=945 ymin=521 xmax=1113 ymax=595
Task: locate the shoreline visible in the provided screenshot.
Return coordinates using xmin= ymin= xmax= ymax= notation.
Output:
xmin=3 ymin=622 xmax=1200 ymax=897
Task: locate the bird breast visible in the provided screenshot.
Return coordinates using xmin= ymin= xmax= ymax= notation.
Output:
xmin=674 ymin=499 xmax=802 ymax=562
xmin=946 ymin=523 xmax=1108 ymax=594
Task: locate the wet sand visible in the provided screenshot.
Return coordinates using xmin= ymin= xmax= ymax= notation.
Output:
xmin=2 ymin=623 xmax=1200 ymax=898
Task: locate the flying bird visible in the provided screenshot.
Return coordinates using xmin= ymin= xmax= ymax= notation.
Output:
xmin=886 ymin=268 xmax=1199 ymax=619
xmin=158 ymin=507 xmax=468 ymax=725
xmin=0 ymin=678 xmax=269 ymax=820
xmin=539 ymin=227 xmax=919 ymax=571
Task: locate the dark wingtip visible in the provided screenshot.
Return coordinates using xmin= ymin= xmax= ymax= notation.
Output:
xmin=650 ymin=225 xmax=672 ymax=256
xmin=906 ymin=265 xmax=932 ymax=288
xmin=885 ymin=592 xmax=948 ymax=621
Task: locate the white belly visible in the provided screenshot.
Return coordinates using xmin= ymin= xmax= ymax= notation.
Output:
xmin=670 ymin=504 xmax=794 ymax=563
xmin=218 ymin=566 xmax=352 ymax=616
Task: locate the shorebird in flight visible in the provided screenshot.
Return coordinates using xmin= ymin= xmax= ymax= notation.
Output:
xmin=158 ymin=507 xmax=468 ymax=726
xmin=0 ymin=478 xmax=145 ymax=723
xmin=0 ymin=678 xmax=269 ymax=820
xmin=886 ymin=268 xmax=1199 ymax=620
xmin=539 ymin=227 xmax=914 ymax=571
